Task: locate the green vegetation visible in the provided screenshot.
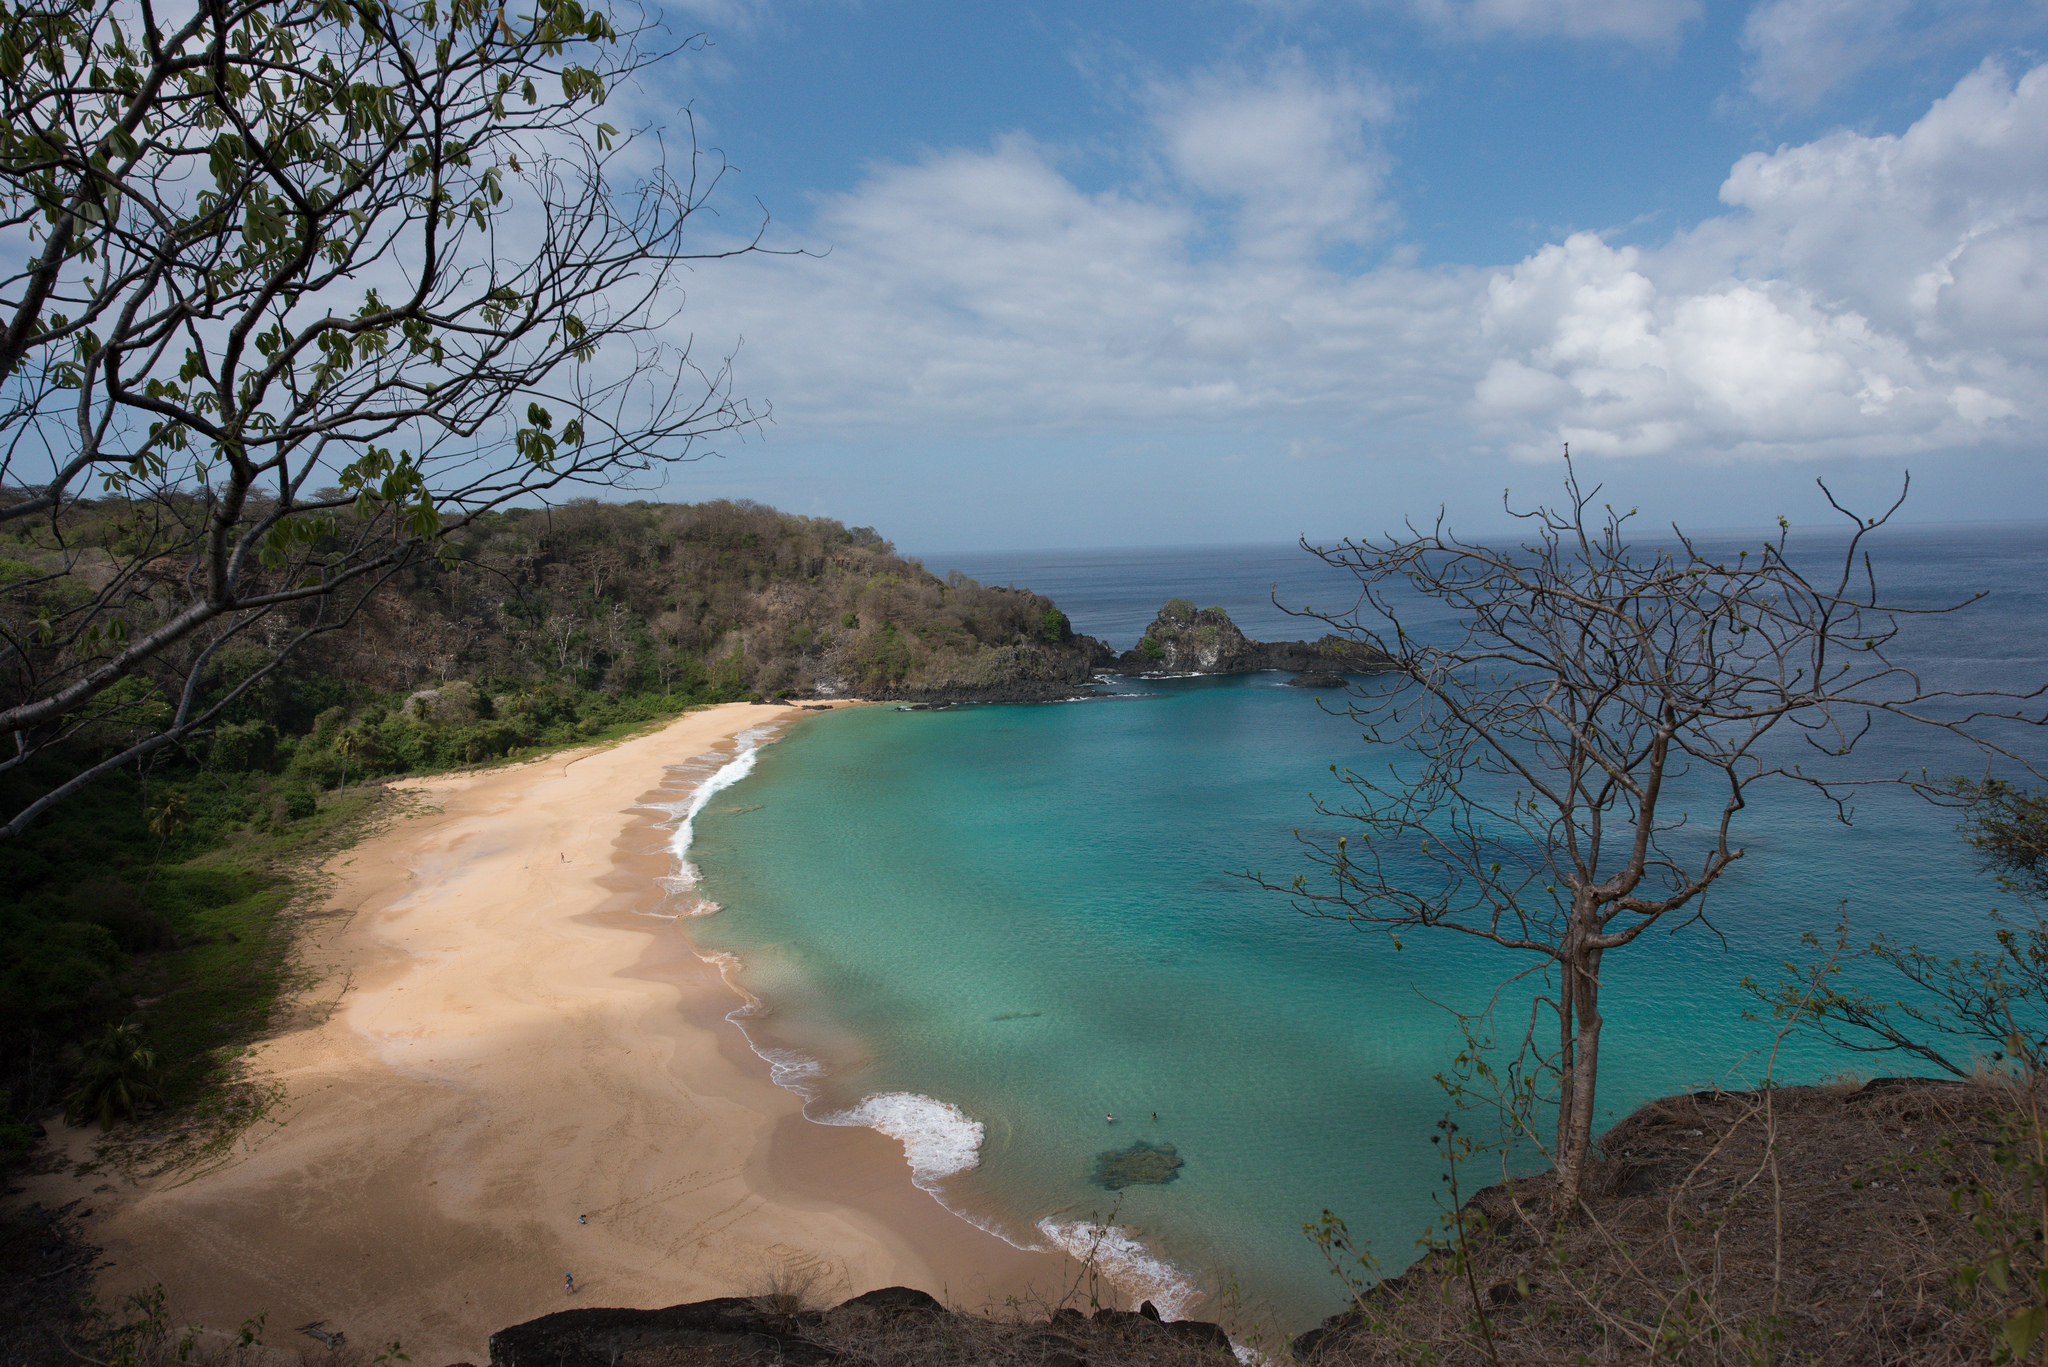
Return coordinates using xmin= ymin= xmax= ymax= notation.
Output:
xmin=1954 ymin=776 xmax=2048 ymax=898
xmin=0 ymin=752 xmax=393 ymax=1166
xmin=1140 ymin=602 xmax=1235 ymax=658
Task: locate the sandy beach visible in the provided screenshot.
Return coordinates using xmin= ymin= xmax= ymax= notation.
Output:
xmin=18 ymin=702 xmax=1073 ymax=1363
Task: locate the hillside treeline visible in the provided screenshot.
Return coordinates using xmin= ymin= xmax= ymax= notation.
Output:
xmin=318 ymin=496 xmax=1083 ymax=703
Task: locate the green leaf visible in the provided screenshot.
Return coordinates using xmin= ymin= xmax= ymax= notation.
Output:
xmin=2004 ymin=1307 xmax=2044 ymax=1359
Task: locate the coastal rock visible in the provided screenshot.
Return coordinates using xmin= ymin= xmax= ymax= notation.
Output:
xmin=1283 ymin=671 xmax=1348 ymax=689
xmin=1092 ymin=1140 xmax=1186 ymax=1190
xmin=489 ymin=1297 xmax=834 ymax=1367
xmin=1107 ymin=601 xmax=1387 ymax=679
xmin=796 ymin=599 xmax=1386 ymax=705
xmin=489 ymin=1290 xmax=1235 ymax=1367
xmin=823 ymin=634 xmax=1119 ymax=705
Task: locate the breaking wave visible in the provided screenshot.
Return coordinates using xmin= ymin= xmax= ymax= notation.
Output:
xmin=816 ymin=1091 xmax=986 ymax=1191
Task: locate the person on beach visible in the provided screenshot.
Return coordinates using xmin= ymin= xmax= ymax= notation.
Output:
xmin=579 ymin=1214 xmax=586 ymax=1224
xmin=565 ymin=1272 xmax=575 ymax=1294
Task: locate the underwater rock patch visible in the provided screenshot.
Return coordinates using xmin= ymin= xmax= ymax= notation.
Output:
xmin=1092 ymin=1141 xmax=1184 ymax=1190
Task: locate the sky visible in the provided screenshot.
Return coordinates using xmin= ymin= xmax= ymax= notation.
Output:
xmin=609 ymin=0 xmax=2048 ymax=552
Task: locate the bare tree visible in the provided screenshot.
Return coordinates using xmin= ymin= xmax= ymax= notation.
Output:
xmin=0 ymin=0 xmax=770 ymax=837
xmin=544 ymin=613 xmax=582 ymax=673
xmin=1270 ymin=463 xmax=2042 ymax=1213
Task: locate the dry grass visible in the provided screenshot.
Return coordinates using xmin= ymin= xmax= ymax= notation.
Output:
xmin=746 ymin=1256 xmax=834 ymax=1316
xmin=1299 ymin=1077 xmax=2017 ymax=1366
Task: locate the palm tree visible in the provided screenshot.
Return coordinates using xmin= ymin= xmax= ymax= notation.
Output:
xmin=65 ymin=1024 xmax=164 ymax=1129
xmin=336 ymin=726 xmax=370 ymax=791
xmin=142 ymin=791 xmax=187 ymax=900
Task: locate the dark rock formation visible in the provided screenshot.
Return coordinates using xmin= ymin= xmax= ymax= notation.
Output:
xmin=1283 ymin=671 xmax=1348 ymax=689
xmin=1093 ymin=1140 xmax=1186 ymax=1190
xmin=855 ymin=634 xmax=1119 ymax=705
xmin=489 ymin=1296 xmax=840 ymax=1367
xmin=488 ymin=1289 xmax=1235 ymax=1367
xmin=1105 ymin=601 xmax=1386 ymax=679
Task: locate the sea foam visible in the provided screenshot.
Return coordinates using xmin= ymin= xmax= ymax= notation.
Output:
xmin=817 ymin=1092 xmax=986 ymax=1190
xmin=664 ymin=723 xmax=781 ymax=910
xmin=1036 ymin=1218 xmax=1201 ymax=1320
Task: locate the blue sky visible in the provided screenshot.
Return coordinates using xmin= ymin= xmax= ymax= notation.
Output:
xmin=619 ymin=0 xmax=2048 ymax=551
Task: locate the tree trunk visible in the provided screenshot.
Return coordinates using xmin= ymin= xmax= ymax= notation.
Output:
xmin=1551 ymin=919 xmax=1606 ymax=1217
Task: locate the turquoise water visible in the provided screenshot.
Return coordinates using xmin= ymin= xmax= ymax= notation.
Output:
xmin=683 ymin=528 xmax=2047 ymax=1330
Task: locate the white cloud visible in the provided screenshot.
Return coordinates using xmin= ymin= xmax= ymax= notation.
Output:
xmin=1475 ymin=235 xmax=1966 ymax=458
xmin=676 ymin=66 xmax=1476 ymax=437
xmin=1409 ymin=0 xmax=1700 ymax=43
xmin=674 ymin=59 xmax=2048 ymax=469
xmin=1472 ymin=60 xmax=2048 ymax=458
xmin=1740 ymin=0 xmax=2048 ymax=108
xmin=661 ymin=0 xmax=777 ymax=31
xmin=1740 ymin=0 xmax=1914 ymax=107
xmin=1145 ymin=60 xmax=1396 ymax=257
xmin=688 ymin=131 xmax=1479 ymax=435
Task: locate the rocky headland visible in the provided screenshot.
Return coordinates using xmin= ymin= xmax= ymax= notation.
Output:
xmin=861 ymin=599 xmax=1387 ymax=705
xmin=1104 ymin=599 xmax=1383 ymax=681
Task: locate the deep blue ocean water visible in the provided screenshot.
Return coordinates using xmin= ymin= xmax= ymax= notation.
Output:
xmin=681 ymin=523 xmax=2048 ymax=1330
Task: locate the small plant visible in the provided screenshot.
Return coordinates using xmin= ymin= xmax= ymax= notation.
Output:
xmin=748 ymin=1256 xmax=830 ymax=1315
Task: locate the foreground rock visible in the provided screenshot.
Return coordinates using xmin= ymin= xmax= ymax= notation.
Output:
xmin=488 ymin=1286 xmax=1234 ymax=1367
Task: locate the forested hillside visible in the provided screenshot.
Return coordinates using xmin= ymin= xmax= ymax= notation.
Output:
xmin=318 ymin=496 xmax=1100 ymax=705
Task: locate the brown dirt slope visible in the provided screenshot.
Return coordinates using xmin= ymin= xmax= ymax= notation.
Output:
xmin=1298 ymin=1077 xmax=2011 ymax=1366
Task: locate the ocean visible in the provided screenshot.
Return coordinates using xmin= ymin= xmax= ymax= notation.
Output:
xmin=672 ymin=523 xmax=2048 ymax=1331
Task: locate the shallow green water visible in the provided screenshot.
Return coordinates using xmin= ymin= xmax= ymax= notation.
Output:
xmin=682 ymin=672 xmax=2003 ymax=1329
